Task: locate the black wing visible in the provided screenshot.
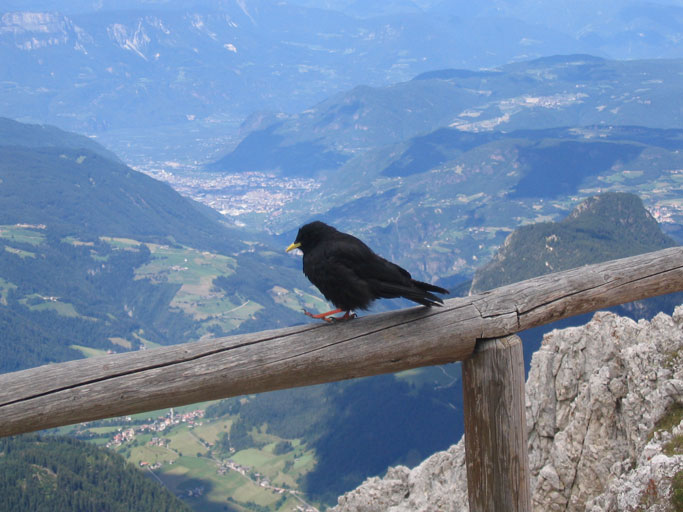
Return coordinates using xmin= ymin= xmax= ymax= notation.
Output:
xmin=327 ymin=235 xmax=445 ymax=306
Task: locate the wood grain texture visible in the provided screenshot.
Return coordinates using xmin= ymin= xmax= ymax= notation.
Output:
xmin=1 ymin=246 xmax=682 ymax=437
xmin=463 ymin=335 xmax=531 ymax=512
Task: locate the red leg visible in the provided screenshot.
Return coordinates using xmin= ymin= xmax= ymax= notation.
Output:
xmin=304 ymin=308 xmax=343 ymax=319
xmin=303 ymin=308 xmax=356 ymax=322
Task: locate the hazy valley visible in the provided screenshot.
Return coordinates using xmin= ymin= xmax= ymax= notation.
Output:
xmin=2 ymin=1 xmax=683 ymax=510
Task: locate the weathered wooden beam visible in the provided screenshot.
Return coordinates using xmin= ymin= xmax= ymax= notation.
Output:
xmin=0 ymin=246 xmax=682 ymax=437
xmin=463 ymin=335 xmax=531 ymax=512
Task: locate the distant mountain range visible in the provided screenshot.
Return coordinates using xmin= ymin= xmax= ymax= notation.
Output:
xmin=1 ymin=1 xmax=682 ymax=163
xmin=213 ymin=55 xmax=683 ymax=177
xmin=204 ymin=56 xmax=683 ymax=284
xmin=3 ymin=9 xmax=683 ymax=505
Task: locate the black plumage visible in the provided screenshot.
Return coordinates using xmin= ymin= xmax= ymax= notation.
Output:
xmin=286 ymin=221 xmax=449 ymax=321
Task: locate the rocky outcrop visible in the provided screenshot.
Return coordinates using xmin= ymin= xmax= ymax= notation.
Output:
xmin=527 ymin=307 xmax=683 ymax=511
xmin=332 ymin=442 xmax=468 ymax=512
xmin=332 ymin=306 xmax=683 ymax=512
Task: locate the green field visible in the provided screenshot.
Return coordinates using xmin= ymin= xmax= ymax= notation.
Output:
xmin=70 ymin=411 xmax=320 ymax=512
xmin=99 ymin=236 xmax=145 ymax=250
xmin=134 ymin=243 xmax=236 ymax=289
xmin=99 ymin=238 xmax=265 ymax=333
xmin=4 ymin=246 xmax=36 ymax=258
xmin=70 ymin=344 xmax=109 ymax=358
xmin=0 ymin=277 xmax=17 ymax=305
xmin=271 ymin=286 xmax=329 ymax=315
xmin=129 ymin=445 xmax=179 ymax=466
xmin=3 ymin=228 xmax=320 ymax=359
xmin=55 ymin=377 xmax=317 ymax=510
xmin=192 ymin=420 xmax=233 ymax=445
xmin=20 ymin=294 xmax=83 ymax=317
xmin=0 ymin=224 xmax=46 ymax=246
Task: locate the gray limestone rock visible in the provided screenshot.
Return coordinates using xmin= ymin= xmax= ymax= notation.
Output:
xmin=332 ymin=306 xmax=683 ymax=512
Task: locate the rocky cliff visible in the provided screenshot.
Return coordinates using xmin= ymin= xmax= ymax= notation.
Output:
xmin=332 ymin=305 xmax=683 ymax=511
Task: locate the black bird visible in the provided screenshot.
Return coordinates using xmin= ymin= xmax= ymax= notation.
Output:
xmin=286 ymin=221 xmax=449 ymax=322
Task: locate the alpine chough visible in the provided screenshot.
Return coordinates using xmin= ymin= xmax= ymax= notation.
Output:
xmin=286 ymin=221 xmax=449 ymax=322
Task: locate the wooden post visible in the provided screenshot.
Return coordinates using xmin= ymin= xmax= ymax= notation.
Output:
xmin=463 ymin=335 xmax=531 ymax=512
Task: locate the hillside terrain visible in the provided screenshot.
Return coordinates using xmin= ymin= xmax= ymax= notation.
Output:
xmin=0 ymin=117 xmax=325 ymax=371
xmin=2 ymin=114 xmax=681 ymax=510
xmin=1 ymin=2 xmax=683 ymax=509
xmin=0 ymin=434 xmax=191 ymax=512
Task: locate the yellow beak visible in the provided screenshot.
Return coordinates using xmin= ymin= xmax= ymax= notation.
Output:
xmin=286 ymin=242 xmax=302 ymax=253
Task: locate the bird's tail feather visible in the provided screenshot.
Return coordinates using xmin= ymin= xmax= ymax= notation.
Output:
xmin=373 ymin=280 xmax=449 ymax=307
xmin=413 ymin=280 xmax=449 ymax=296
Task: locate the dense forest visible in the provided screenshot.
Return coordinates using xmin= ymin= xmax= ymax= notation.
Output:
xmin=0 ymin=435 xmax=191 ymax=512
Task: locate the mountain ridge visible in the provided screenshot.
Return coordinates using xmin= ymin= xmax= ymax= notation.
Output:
xmin=3 ymin=3 xmax=683 ymax=164
xmin=470 ymin=192 xmax=677 ymax=292
xmin=0 ymin=117 xmax=120 ymax=161
xmin=210 ymin=56 xmax=683 ymax=180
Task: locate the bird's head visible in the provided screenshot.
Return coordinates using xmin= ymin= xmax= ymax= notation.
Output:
xmin=286 ymin=221 xmax=337 ymax=254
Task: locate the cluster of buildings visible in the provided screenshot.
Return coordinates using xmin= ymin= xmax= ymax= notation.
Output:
xmin=108 ymin=427 xmax=136 ymax=447
xmin=138 ymin=460 xmax=163 ymax=470
xmin=650 ymin=200 xmax=683 ymax=225
xmin=105 ymin=408 xmax=205 ymax=447
xmin=137 ymin=166 xmax=320 ymax=218
xmin=148 ymin=436 xmax=170 ymax=448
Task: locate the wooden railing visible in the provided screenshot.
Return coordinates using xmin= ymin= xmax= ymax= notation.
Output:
xmin=1 ymin=246 xmax=682 ymax=511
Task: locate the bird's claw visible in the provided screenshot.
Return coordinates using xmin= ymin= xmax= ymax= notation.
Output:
xmin=329 ymin=312 xmax=357 ymax=323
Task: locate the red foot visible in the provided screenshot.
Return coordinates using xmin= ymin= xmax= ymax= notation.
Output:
xmin=304 ymin=309 xmax=357 ymax=323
